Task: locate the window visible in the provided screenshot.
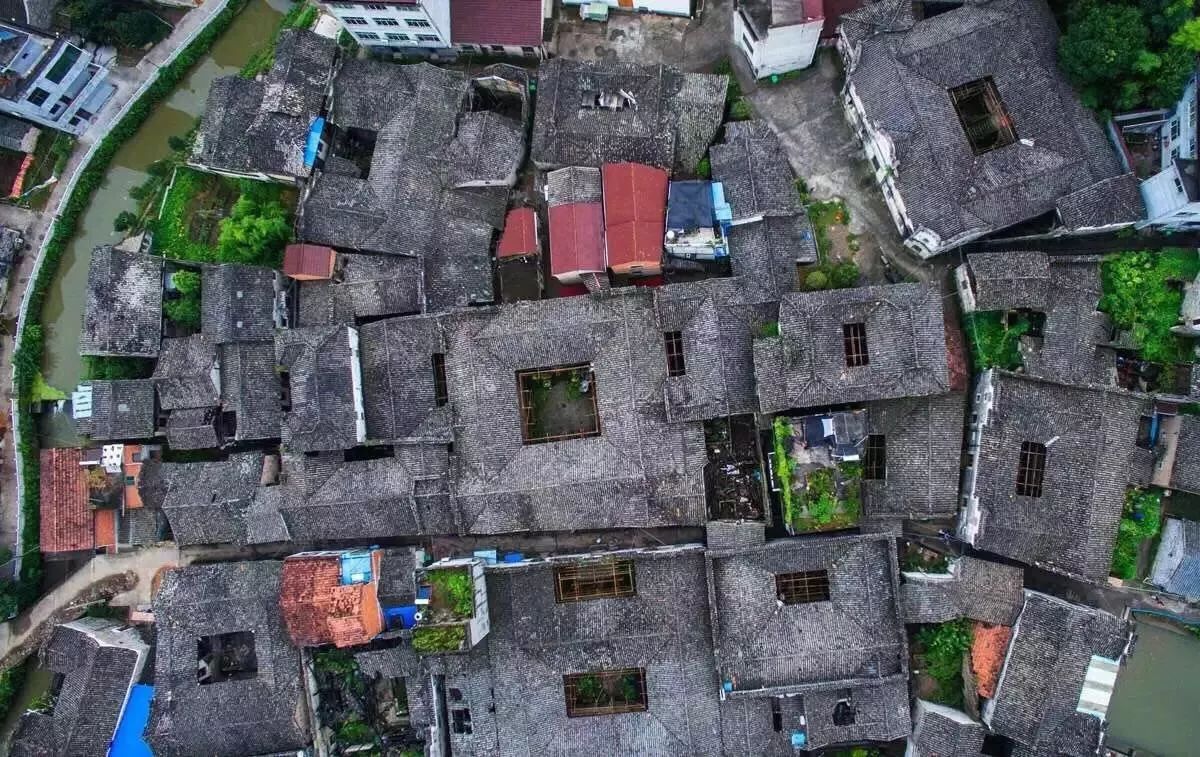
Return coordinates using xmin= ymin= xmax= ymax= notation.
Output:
xmin=386 ymin=32 xmax=410 ymax=41
xmin=451 ymin=708 xmax=473 ymax=734
xmin=432 ymin=353 xmax=448 ymax=406
xmin=555 ymin=560 xmax=636 ymax=602
xmin=26 ymin=87 xmax=49 ymax=106
xmin=1015 ymin=441 xmax=1046 ymax=497
xmin=197 ymin=631 xmax=257 ymax=684
xmin=664 ymin=330 xmax=685 ymax=377
xmin=842 ymin=322 xmax=869 ymax=367
xmin=948 ymin=77 xmax=1017 ymax=155
xmin=563 ymin=669 xmax=647 ymax=717
xmin=1172 ymin=118 xmax=1182 ymax=140
xmin=416 ymin=33 xmax=440 ymax=41
xmin=775 ymin=570 xmax=831 ymax=604
xmin=832 ymin=694 xmax=856 ymax=726
xmin=406 ymin=18 xmax=432 ymax=27
xmin=343 ymin=15 xmax=368 ymax=24
xmin=374 ymin=17 xmax=399 ymax=25
xmin=522 ymin=46 xmax=536 ymax=55
xmin=863 ymin=434 xmax=886 ymax=479
xmin=357 ymin=31 xmax=380 ymax=40
xmin=490 ymin=44 xmax=505 ymax=53
xmin=364 ymin=2 xmax=387 ymax=7
xmin=1176 ymin=176 xmax=1187 ymax=194
xmin=329 ymin=2 xmax=354 ymax=7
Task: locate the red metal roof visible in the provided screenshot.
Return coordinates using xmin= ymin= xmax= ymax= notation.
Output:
xmin=280 ymin=553 xmax=384 ymax=648
xmin=549 ymin=202 xmax=605 ymax=279
xmin=601 ymin=163 xmax=669 ymax=270
xmin=497 ymin=208 xmax=539 ymax=259
xmin=450 ymin=0 xmax=543 ymax=47
xmin=283 ymin=243 xmax=336 ymax=280
xmin=40 ymin=448 xmax=92 ymax=553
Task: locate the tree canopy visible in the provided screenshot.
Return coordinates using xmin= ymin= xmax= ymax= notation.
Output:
xmin=216 ymin=196 xmax=292 ymax=267
xmin=65 ymin=0 xmax=170 ymax=48
xmin=1059 ymin=0 xmax=1197 ymax=114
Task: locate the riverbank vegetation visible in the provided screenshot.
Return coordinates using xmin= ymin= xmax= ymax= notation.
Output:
xmin=1111 ymin=488 xmax=1164 ymax=580
xmin=240 ymin=1 xmax=318 ymax=78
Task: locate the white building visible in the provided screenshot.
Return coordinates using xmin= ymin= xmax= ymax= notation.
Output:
xmin=1140 ymin=158 xmax=1200 ymax=229
xmin=320 ymin=0 xmax=548 ymax=57
xmin=323 ymin=0 xmax=452 ymax=50
xmin=0 ymin=23 xmax=115 ymax=135
xmin=562 ymin=0 xmax=691 ymax=17
xmin=1130 ymin=71 xmax=1200 ymax=230
xmin=733 ymin=0 xmax=823 ymax=79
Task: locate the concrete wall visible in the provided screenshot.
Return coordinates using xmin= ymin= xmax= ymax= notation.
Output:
xmin=323 ymin=0 xmax=451 ymax=49
xmin=563 ymin=0 xmax=692 ymax=17
xmin=733 ymin=8 xmax=821 ymax=79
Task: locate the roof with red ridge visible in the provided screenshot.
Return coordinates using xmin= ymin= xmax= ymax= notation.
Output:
xmin=602 ymin=163 xmax=668 ymax=269
xmin=40 ymin=448 xmax=92 ymax=553
xmin=450 ymin=0 xmax=544 ymax=47
xmin=549 ymin=202 xmax=604 ymax=278
xmin=497 ymin=208 xmax=539 ymax=259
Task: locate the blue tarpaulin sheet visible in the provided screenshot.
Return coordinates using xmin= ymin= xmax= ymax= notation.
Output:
xmin=108 ymin=684 xmax=153 ymax=757
xmin=667 ymin=180 xmax=714 ymax=230
xmin=340 ymin=550 xmax=373 ymax=584
xmin=304 ymin=116 xmax=324 ymax=168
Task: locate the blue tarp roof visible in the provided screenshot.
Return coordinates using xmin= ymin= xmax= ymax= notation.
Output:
xmin=304 ymin=116 xmax=324 ymax=169
xmin=667 ymin=180 xmax=714 ymax=230
xmin=340 ymin=550 xmax=374 ymax=585
xmin=108 ymin=684 xmax=153 ymax=757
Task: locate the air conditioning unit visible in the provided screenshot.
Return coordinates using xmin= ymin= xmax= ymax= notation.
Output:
xmin=581 ymin=3 xmax=609 ymax=21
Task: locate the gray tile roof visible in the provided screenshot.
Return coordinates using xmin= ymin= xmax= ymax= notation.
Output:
xmin=79 ymin=247 xmax=162 ymax=358
xmin=191 ymin=29 xmax=336 ymax=180
xmin=219 ymin=341 xmax=282 ymax=442
xmin=299 ymin=61 xmax=519 ymax=314
xmin=10 ymin=618 xmax=147 ymax=757
xmin=1170 ymin=414 xmax=1200 ymax=494
xmin=151 ymin=453 xmax=280 ymax=546
xmin=445 ymin=290 xmax=708 ymax=533
xmin=531 ymin=58 xmax=726 ymax=173
xmin=359 ymin=315 xmax=451 ymax=443
xmin=862 ymin=392 xmax=965 ymax=520
xmin=706 ymin=534 xmax=907 ymax=693
xmin=968 ymin=372 xmax=1151 ymax=582
xmin=545 ymin=165 xmax=602 ymax=206
xmin=964 ymin=253 xmax=1113 ymax=386
xmin=295 ymin=252 xmax=423 ymax=327
xmin=842 ymin=0 xmax=1138 ymax=248
xmin=0 ymin=114 xmax=35 ymax=153
xmin=718 ymin=679 xmax=911 ymax=754
xmin=1149 ymin=517 xmax=1200 ymax=600
xmin=200 ymin=264 xmax=279 ymax=344
xmin=151 ymin=335 xmax=219 ymax=410
xmin=755 ymin=283 xmax=950 ymax=412
xmin=276 ymin=325 xmax=362 ymax=452
xmin=705 ymin=520 xmax=766 ymax=551
xmin=275 ymin=446 xmax=455 ymax=541
xmin=483 ymin=548 xmax=724 ymax=755
xmin=448 ymin=110 xmax=525 ymax=187
xmin=908 ymin=700 xmax=986 ymax=757
xmin=984 ymin=591 xmax=1129 ymax=755
xmin=1056 ymin=173 xmax=1145 ymax=230
xmin=710 ymin=121 xmax=802 ymax=220
xmin=148 ymin=561 xmax=310 ymax=757
xmin=900 ymin=556 xmax=1024 ymax=625
xmin=76 ymin=380 xmax=157 ymax=441
xmin=165 ymin=406 xmax=221 ymax=450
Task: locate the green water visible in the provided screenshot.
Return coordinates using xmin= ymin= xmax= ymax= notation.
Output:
xmin=1107 ymin=618 xmax=1200 ymax=756
xmin=37 ymin=0 xmax=290 ymax=447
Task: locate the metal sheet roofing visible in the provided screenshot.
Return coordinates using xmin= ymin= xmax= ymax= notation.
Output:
xmin=548 ymin=202 xmax=604 ymax=278
xmin=602 ymin=162 xmax=669 ymax=269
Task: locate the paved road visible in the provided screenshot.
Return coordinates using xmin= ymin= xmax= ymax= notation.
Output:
xmin=0 ymin=0 xmax=230 ymax=553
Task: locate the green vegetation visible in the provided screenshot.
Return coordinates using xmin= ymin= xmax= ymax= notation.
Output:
xmin=13 ymin=0 xmax=257 ymax=614
xmin=82 ymin=355 xmax=154 ymax=381
xmin=426 ymin=568 xmax=473 ymax=618
xmin=695 ymin=156 xmax=711 ymax=179
xmin=903 ymin=549 xmax=951 ymax=574
xmin=772 ymin=417 xmax=796 ymax=526
xmin=64 ymin=0 xmax=172 ymax=48
xmin=758 ymin=320 xmax=779 ymax=338
xmin=153 ymin=168 xmax=294 ymax=266
xmin=1099 ymin=249 xmax=1200 ymax=365
xmin=962 ymin=311 xmax=1029 ymax=371
xmin=411 ymin=625 xmax=467 ymax=654
xmin=241 ymin=2 xmax=319 ymax=79
xmin=801 ymin=260 xmax=860 ymax=291
xmin=569 ymin=671 xmax=643 ymax=710
xmin=791 ymin=463 xmax=862 ymax=532
xmin=163 ymin=270 xmax=201 ymax=330
xmin=0 ymin=663 xmax=27 ymax=720
xmin=806 ymin=198 xmax=850 ymax=259
xmin=714 ymin=59 xmax=753 ymax=122
xmin=314 ymin=649 xmax=358 ymax=676
xmin=336 ymin=718 xmax=373 ymax=745
xmin=1059 ymin=0 xmax=1197 ymax=114
xmin=15 ymin=132 xmax=74 ymax=209
xmin=916 ymin=620 xmax=974 ymax=708
xmin=30 ymin=372 xmax=66 ymax=403
xmin=1111 ymin=488 xmax=1163 ymax=580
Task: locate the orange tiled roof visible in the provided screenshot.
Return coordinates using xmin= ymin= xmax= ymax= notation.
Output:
xmin=972 ymin=623 xmax=1013 ymax=699
xmin=93 ymin=508 xmax=116 ymax=551
xmin=123 ymin=445 xmax=143 ymax=509
xmin=39 ymin=448 xmax=92 ymax=553
xmin=279 ymin=555 xmax=383 ymax=648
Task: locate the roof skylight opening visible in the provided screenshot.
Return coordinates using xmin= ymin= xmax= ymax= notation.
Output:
xmin=949 ymin=77 xmax=1017 ymax=156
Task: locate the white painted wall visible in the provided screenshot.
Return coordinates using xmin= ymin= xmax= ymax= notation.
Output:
xmin=562 ymin=0 xmax=691 ymax=17
xmin=322 ymin=0 xmax=451 ymax=49
xmin=733 ymin=8 xmax=821 ymax=79
xmin=1162 ymin=73 xmax=1198 ymax=169
xmin=1141 ymin=162 xmax=1200 ymax=228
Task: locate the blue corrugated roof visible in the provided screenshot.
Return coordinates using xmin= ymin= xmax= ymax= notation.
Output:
xmin=108 ymin=684 xmax=153 ymax=757
xmin=340 ymin=549 xmax=373 ymax=585
xmin=304 ymin=116 xmax=324 ymax=169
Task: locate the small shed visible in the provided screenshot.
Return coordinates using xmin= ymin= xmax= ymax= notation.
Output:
xmin=283 ymin=243 xmax=336 ymax=281
xmin=496 ymin=207 xmax=539 ymax=259
xmin=665 ymin=180 xmax=730 ymax=260
xmin=602 ymin=162 xmax=669 ymax=277
xmin=549 ymin=202 xmax=604 ymax=284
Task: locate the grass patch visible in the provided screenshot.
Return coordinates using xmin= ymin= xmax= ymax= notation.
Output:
xmin=1111 ymin=488 xmax=1163 ymax=580
xmin=240 ymin=1 xmax=318 ymax=79
xmin=805 ymin=198 xmax=850 ymax=259
xmin=411 ymin=625 xmax=466 ymax=654
xmin=790 ymin=463 xmax=862 ymax=532
xmin=772 ymin=416 xmax=796 ymax=526
xmin=1100 ymin=249 xmax=1200 ymax=365
xmin=714 ymin=58 xmax=753 ymax=122
xmin=962 ymin=311 xmax=1030 ymax=371
xmin=13 ymin=131 xmax=75 ymax=209
xmin=30 ymin=372 xmax=66 ymax=402
xmin=426 ymin=568 xmax=473 ymax=618
xmin=916 ymin=620 xmax=973 ymax=708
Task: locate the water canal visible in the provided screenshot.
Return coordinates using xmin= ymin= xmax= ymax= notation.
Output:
xmin=1107 ymin=617 xmax=1200 ymax=756
xmin=37 ymin=0 xmax=290 ymax=447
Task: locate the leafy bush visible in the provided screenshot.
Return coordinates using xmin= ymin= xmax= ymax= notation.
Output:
xmin=728 ymin=98 xmax=753 ymax=122
xmin=1059 ymin=0 xmax=1196 ymax=114
xmin=695 ymin=156 xmax=711 ymax=179
xmin=427 ymin=568 xmax=473 ymax=618
xmin=916 ymin=620 xmax=973 ymax=707
xmin=164 ymin=270 xmax=201 ymax=329
xmin=772 ymin=417 xmax=795 ymax=526
xmin=1100 ymin=249 xmax=1200 ymax=364
xmin=829 ymin=260 xmax=860 ymax=289
xmin=12 ymin=0 xmax=253 ymax=613
xmin=215 ymin=196 xmax=291 ymax=267
xmin=759 ymin=320 xmax=779 ymax=338
xmin=113 ymin=211 xmax=138 ymax=232
xmin=0 ymin=662 xmax=27 ymax=718
xmin=31 ymin=373 xmax=66 ymax=402
xmin=1111 ymin=488 xmax=1163 ymax=579
xmin=962 ymin=311 xmax=1028 ymax=371
xmin=336 ymin=718 xmax=373 ymax=745
xmin=65 ymin=0 xmax=170 ymax=48
xmin=411 ymin=625 xmax=467 ymax=654
xmin=804 ymin=269 xmax=829 ymax=290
